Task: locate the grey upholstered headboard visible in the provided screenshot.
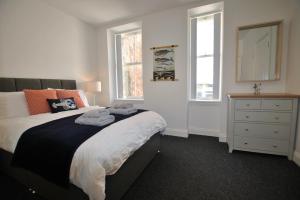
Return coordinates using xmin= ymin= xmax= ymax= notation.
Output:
xmin=0 ymin=78 xmax=76 ymax=92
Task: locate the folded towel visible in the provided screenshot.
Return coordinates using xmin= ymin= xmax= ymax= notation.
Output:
xmin=81 ymin=108 xmax=110 ymax=118
xmin=112 ymin=103 xmax=134 ymax=109
xmin=75 ymin=115 xmax=115 ymax=127
xmin=109 ymin=107 xmax=138 ymax=115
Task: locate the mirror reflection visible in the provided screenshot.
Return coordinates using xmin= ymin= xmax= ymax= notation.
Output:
xmin=236 ymin=21 xmax=282 ymax=82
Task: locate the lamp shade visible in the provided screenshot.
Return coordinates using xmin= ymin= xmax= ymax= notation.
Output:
xmin=84 ymin=81 xmax=101 ymax=93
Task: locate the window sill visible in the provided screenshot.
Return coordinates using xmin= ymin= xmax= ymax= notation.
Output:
xmin=114 ymin=98 xmax=144 ymax=103
xmin=189 ymin=99 xmax=222 ymax=103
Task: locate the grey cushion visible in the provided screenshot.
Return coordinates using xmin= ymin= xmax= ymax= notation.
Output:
xmin=61 ymin=80 xmax=76 ymax=90
xmin=41 ymin=79 xmax=62 ymax=89
xmin=0 ymin=78 xmax=16 ymax=92
xmin=0 ymin=78 xmax=76 ymax=92
xmin=16 ymin=79 xmax=42 ymax=91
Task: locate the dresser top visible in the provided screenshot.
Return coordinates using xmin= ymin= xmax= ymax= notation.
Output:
xmin=227 ymin=93 xmax=300 ymax=98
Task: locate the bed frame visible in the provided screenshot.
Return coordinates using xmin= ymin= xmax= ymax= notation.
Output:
xmin=0 ymin=77 xmax=161 ymax=200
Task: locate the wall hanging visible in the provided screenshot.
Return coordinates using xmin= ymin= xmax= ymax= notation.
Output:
xmin=150 ymin=45 xmax=178 ymax=81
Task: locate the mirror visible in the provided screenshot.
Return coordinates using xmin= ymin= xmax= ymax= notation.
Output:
xmin=236 ymin=21 xmax=282 ymax=82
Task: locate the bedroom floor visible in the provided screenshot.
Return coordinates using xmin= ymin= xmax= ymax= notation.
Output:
xmin=1 ymin=135 xmax=300 ymax=200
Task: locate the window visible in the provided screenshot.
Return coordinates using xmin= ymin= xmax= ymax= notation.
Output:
xmin=190 ymin=11 xmax=222 ymax=101
xmin=115 ymin=29 xmax=143 ymax=99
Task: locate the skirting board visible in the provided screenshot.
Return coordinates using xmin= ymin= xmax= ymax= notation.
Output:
xmin=163 ymin=128 xmax=188 ymax=138
xmin=218 ymin=136 xmax=227 ymax=143
xmin=293 ymin=151 xmax=300 ymax=166
xmin=189 ymin=127 xmax=227 ymax=142
xmin=189 ymin=127 xmax=220 ymax=137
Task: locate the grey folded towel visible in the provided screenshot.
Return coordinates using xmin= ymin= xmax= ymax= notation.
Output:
xmin=75 ymin=115 xmax=115 ymax=127
xmin=81 ymin=108 xmax=110 ymax=118
xmin=109 ymin=107 xmax=137 ymax=115
xmin=112 ymin=103 xmax=134 ymax=109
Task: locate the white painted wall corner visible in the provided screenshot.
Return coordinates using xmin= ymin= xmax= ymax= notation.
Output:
xmin=293 ymin=151 xmax=300 ymax=166
xmin=218 ymin=136 xmax=227 ymax=143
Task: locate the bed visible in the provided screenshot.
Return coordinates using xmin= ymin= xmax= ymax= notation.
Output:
xmin=0 ymin=77 xmax=166 ymax=200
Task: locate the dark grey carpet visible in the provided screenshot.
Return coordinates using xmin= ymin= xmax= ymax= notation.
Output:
xmin=1 ymin=135 xmax=300 ymax=200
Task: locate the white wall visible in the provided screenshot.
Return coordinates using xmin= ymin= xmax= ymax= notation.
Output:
xmin=97 ymin=0 xmax=297 ymax=138
xmin=97 ymin=6 xmax=189 ymax=136
xmin=286 ymin=0 xmax=300 ymax=165
xmin=190 ymin=0 xmax=294 ymax=140
xmin=0 ymin=0 xmax=97 ymax=85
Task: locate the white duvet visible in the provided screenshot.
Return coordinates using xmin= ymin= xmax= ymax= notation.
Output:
xmin=0 ymin=106 xmax=167 ymax=200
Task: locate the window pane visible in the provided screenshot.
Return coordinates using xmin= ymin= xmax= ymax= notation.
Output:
xmin=190 ymin=11 xmax=222 ymax=101
xmin=196 ymin=57 xmax=213 ymax=99
xmin=197 ymin=16 xmax=214 ymax=56
xmin=122 ymin=64 xmax=143 ymax=98
xmin=118 ymin=30 xmax=143 ymax=99
xmin=121 ymin=31 xmax=142 ymax=64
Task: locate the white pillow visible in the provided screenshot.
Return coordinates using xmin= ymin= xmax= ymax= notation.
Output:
xmin=78 ymin=90 xmax=90 ymax=107
xmin=0 ymin=92 xmax=30 ymax=119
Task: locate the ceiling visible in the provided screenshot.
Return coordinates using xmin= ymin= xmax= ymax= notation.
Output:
xmin=41 ymin=0 xmax=197 ymax=25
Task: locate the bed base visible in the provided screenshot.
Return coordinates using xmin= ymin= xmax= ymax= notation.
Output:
xmin=0 ymin=133 xmax=161 ymax=200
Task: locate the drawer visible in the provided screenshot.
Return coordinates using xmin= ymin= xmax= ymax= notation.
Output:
xmin=261 ymin=99 xmax=293 ymax=111
xmin=234 ymin=123 xmax=290 ymax=140
xmin=235 ymin=100 xmax=261 ymax=110
xmin=235 ymin=111 xmax=292 ymax=123
xmin=234 ymin=136 xmax=289 ymax=153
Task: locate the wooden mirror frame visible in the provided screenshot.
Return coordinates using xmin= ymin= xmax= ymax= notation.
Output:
xmin=235 ymin=20 xmax=283 ymax=82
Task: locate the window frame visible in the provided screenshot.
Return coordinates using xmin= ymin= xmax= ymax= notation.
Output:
xmin=114 ymin=28 xmax=143 ymax=100
xmin=189 ymin=10 xmax=223 ymax=102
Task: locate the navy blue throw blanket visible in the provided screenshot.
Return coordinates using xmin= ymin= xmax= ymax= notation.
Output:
xmin=12 ymin=109 xmax=146 ymax=187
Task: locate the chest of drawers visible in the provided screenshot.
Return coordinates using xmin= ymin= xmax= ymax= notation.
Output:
xmin=227 ymin=94 xmax=299 ymax=160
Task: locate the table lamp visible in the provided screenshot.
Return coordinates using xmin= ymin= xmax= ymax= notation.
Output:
xmin=84 ymin=81 xmax=101 ymax=105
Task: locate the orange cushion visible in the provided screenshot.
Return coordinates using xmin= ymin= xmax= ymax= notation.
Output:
xmin=56 ymin=90 xmax=85 ymax=108
xmin=24 ymin=89 xmax=58 ymax=115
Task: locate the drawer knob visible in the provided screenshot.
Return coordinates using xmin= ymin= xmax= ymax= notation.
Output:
xmin=275 ymin=104 xmax=280 ymax=107
xmin=275 ymin=117 xmax=280 ymax=120
xmin=246 ymin=104 xmax=250 ymax=107
xmin=273 ymin=145 xmax=278 ymax=148
xmin=245 ymin=115 xmax=250 ymax=119
xmin=245 ymin=129 xmax=249 ymax=131
xmin=244 ymin=142 xmax=248 ymax=145
xmin=273 ymin=130 xmax=279 ymax=134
